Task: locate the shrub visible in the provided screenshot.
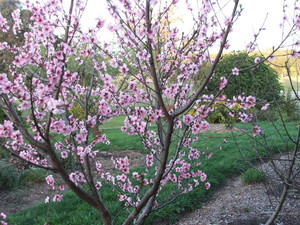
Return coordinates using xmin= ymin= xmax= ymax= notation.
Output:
xmin=280 ymin=90 xmax=300 ymax=121
xmin=69 ymin=102 xmax=85 ymax=121
xmin=20 ymin=168 xmax=48 ymax=184
xmin=207 ymin=52 xmax=283 ymax=102
xmin=241 ymin=168 xmax=265 ymax=184
xmin=206 ymin=102 xmax=240 ymax=127
xmin=188 ymin=97 xmax=240 ymax=126
xmin=0 ymin=165 xmax=20 ymax=190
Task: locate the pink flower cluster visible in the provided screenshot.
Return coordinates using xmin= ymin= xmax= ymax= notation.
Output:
xmin=253 ymin=125 xmax=261 ymax=137
xmin=69 ymin=172 xmax=86 ymax=186
xmin=0 ymin=13 xmax=9 ymax=32
xmin=0 ymin=212 xmax=7 ymax=225
xmin=53 ymin=195 xmax=63 ymax=202
xmin=45 ymin=175 xmax=55 ymax=190
xmin=0 ymin=120 xmax=14 ymax=138
xmin=218 ymin=77 xmax=228 ymax=90
xmin=112 ymin=157 xmax=130 ymax=174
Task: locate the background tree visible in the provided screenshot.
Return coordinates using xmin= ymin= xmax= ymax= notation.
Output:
xmin=0 ymin=0 xmax=31 ymax=73
xmin=207 ymin=52 xmax=283 ymax=101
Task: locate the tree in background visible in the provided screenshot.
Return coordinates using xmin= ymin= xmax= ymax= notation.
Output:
xmin=0 ymin=0 xmax=31 ymax=73
xmin=0 ymin=0 xmax=31 ymax=131
xmin=207 ymin=52 xmax=283 ymax=102
xmin=0 ymin=0 xmax=299 ymax=224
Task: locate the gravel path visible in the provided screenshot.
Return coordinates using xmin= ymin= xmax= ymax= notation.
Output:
xmin=175 ymin=161 xmax=300 ymax=225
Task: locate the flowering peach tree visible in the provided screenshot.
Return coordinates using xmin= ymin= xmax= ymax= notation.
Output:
xmin=0 ymin=0 xmax=299 ymax=224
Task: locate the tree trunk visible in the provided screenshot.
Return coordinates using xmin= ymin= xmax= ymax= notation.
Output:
xmin=97 ymin=206 xmax=112 ymax=225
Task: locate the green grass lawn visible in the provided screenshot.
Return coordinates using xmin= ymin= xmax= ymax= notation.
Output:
xmin=100 ymin=115 xmax=127 ymax=130
xmin=96 ymin=127 xmax=144 ymax=151
xmin=7 ymin=119 xmax=298 ymax=225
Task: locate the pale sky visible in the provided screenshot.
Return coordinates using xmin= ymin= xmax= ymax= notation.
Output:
xmin=231 ymin=0 xmax=291 ymax=50
xmin=80 ymin=0 xmax=296 ymax=51
xmin=23 ymin=0 xmax=297 ymax=51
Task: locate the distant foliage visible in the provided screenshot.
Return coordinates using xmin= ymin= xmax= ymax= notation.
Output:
xmin=208 ymin=52 xmax=283 ymax=101
xmin=0 ymin=0 xmax=31 ymax=73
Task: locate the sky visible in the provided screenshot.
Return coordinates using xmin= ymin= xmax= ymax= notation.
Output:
xmin=79 ymin=0 xmax=296 ymax=51
xmin=230 ymin=0 xmax=290 ymax=50
xmin=23 ymin=0 xmax=297 ymax=52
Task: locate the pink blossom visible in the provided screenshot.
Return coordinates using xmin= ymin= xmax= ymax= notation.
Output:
xmin=61 ymin=151 xmax=68 ymax=159
xmin=150 ymin=0 xmax=158 ymax=4
xmin=200 ymin=173 xmax=207 ymax=182
xmin=142 ymin=178 xmax=149 ymax=186
xmin=113 ymin=157 xmax=130 ymax=174
xmin=183 ymin=114 xmax=194 ymax=125
xmin=117 ymin=195 xmax=126 ymax=201
xmin=119 ymin=64 xmax=129 ymax=75
xmin=205 ymin=182 xmax=211 ymax=190
xmin=199 ymin=121 xmax=210 ymax=132
xmin=0 ymin=213 xmax=6 ymax=220
xmin=53 ymin=194 xmax=63 ymax=202
xmin=110 ymin=58 xmax=118 ymax=68
xmin=261 ymin=103 xmax=270 ymax=111
xmin=117 ymin=174 xmax=127 ymax=182
xmin=0 ymin=13 xmax=9 ymax=32
xmin=95 ymin=162 xmax=103 ymax=174
xmin=253 ymin=125 xmax=261 ymax=136
xmin=146 ymin=154 xmax=154 ymax=167
xmin=238 ymin=112 xmax=253 ymax=123
xmin=0 ymin=73 xmax=7 ymax=84
xmin=229 ymin=111 xmax=235 ymax=117
xmin=132 ymin=172 xmax=141 ymax=180
xmin=18 ymin=101 xmax=31 ymax=110
xmin=95 ymin=182 xmax=102 ymax=190
xmin=13 ymin=56 xmax=25 ymax=67
xmin=218 ymin=77 xmax=228 ymax=90
xmin=45 ymin=175 xmax=55 ymax=189
xmin=69 ymin=172 xmax=86 ymax=186
xmin=0 ymin=42 xmax=8 ymax=50
xmin=254 ymin=57 xmax=261 ymax=63
xmin=232 ymin=67 xmax=239 ymax=75
xmin=96 ymin=19 xmax=105 ymax=29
